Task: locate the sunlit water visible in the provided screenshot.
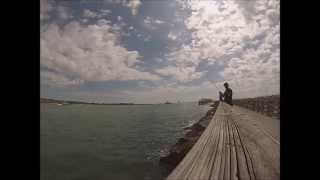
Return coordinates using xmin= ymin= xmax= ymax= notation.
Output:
xmin=41 ymin=102 xmax=211 ymax=180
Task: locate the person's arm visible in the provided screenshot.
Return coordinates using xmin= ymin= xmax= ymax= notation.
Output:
xmin=219 ymin=92 xmax=224 ymax=101
xmin=223 ymin=90 xmax=228 ymax=97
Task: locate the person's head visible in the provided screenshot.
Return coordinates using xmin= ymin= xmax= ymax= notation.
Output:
xmin=224 ymin=82 xmax=229 ymax=89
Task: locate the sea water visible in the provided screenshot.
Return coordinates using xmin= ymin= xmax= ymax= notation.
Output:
xmin=41 ymin=102 xmax=211 ymax=180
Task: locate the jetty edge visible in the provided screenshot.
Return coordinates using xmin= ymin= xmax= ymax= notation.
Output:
xmin=164 ymin=101 xmax=279 ymax=180
xmin=159 ymin=101 xmax=219 ymax=171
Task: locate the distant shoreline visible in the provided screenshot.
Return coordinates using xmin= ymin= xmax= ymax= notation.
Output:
xmin=40 ymin=97 xmax=156 ymax=105
xmin=40 ymin=101 xmax=155 ymax=106
xmin=40 ymin=97 xmax=197 ymax=105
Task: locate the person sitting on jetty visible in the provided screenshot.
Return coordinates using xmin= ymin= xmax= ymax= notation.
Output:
xmin=221 ymin=82 xmax=233 ymax=106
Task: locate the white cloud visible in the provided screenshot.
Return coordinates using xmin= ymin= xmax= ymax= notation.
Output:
xmin=42 ymin=0 xmax=279 ymax=102
xmin=122 ymin=80 xmax=225 ymax=103
xmin=83 ymin=9 xmax=98 ymax=18
xmin=220 ymin=43 xmax=280 ymax=97
xmin=183 ymin=1 xmax=253 ymax=60
xmin=125 ymin=0 xmax=141 ymax=15
xmin=100 ymin=9 xmax=112 ymax=16
xmin=159 ymin=1 xmax=251 ymax=83
xmin=154 ymin=19 xmax=165 ymax=24
xmin=117 ymin=16 xmax=123 ymax=21
xmin=168 ymin=32 xmax=177 ymax=40
xmin=106 ymin=0 xmax=141 ymax=15
xmin=108 ymin=76 xmax=278 ymax=103
xmin=161 ymin=0 xmax=280 ymax=97
xmin=156 ymin=66 xmax=204 ymax=83
xmin=143 ymin=16 xmax=154 ymax=29
xmin=143 ymin=16 xmax=167 ymax=30
xmin=41 ymin=20 xmax=161 ymax=87
xmin=143 ymin=35 xmax=151 ymax=42
xmin=41 ymin=71 xmax=84 ymax=87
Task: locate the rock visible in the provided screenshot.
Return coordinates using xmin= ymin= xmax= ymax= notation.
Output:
xmin=159 ymin=101 xmax=220 ymax=172
xmin=160 ymin=137 xmax=199 ymax=169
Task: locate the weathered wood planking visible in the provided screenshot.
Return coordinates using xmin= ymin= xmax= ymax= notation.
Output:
xmin=166 ymin=102 xmax=279 ymax=180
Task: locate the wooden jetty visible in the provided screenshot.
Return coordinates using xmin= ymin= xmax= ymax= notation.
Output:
xmin=166 ymin=102 xmax=280 ymax=180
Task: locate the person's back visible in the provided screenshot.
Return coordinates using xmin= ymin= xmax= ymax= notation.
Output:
xmin=223 ymin=82 xmax=233 ymax=106
xmin=224 ymin=87 xmax=233 ymax=105
xmin=219 ymin=91 xmax=223 ymax=102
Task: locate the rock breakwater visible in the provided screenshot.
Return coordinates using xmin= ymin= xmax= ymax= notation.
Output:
xmin=159 ymin=101 xmax=219 ymax=171
xmin=233 ymin=95 xmax=280 ymax=119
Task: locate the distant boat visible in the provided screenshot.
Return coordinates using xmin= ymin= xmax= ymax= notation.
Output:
xmin=164 ymin=101 xmax=173 ymax=104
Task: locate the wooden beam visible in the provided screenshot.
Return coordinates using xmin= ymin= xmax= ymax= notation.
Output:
xmin=166 ymin=102 xmax=279 ymax=180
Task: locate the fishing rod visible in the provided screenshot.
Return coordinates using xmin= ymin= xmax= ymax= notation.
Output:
xmin=214 ymin=82 xmax=223 ymax=93
xmin=232 ymin=77 xmax=242 ymax=99
xmin=214 ymin=82 xmax=226 ymax=108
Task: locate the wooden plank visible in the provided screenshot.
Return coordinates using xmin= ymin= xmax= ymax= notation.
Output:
xmin=166 ymin=102 xmax=279 ymax=180
xmin=230 ymin=105 xmax=280 ymax=180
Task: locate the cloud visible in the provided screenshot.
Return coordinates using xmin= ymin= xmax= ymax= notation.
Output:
xmin=41 ymin=0 xmax=279 ymax=102
xmin=117 ymin=16 xmax=123 ymax=21
xmin=220 ymin=44 xmax=280 ymax=97
xmin=143 ymin=35 xmax=151 ymax=42
xmin=100 ymin=9 xmax=112 ymax=16
xmin=162 ymin=0 xmax=280 ymax=97
xmin=122 ymin=80 xmax=226 ymax=103
xmin=83 ymin=9 xmax=98 ymax=18
xmin=83 ymin=9 xmax=111 ymax=19
xmin=183 ymin=1 xmax=253 ymax=60
xmin=156 ymin=44 xmax=205 ymax=82
xmin=41 ymin=71 xmax=84 ymax=87
xmin=143 ymin=16 xmax=167 ymax=30
xmin=41 ymin=20 xmax=161 ymax=87
xmin=154 ymin=19 xmax=165 ymax=24
xmin=156 ymin=66 xmax=204 ymax=83
xmin=168 ymin=32 xmax=177 ymax=40
xmin=125 ymin=0 xmax=141 ymax=15
xmin=106 ymin=0 xmax=141 ymax=15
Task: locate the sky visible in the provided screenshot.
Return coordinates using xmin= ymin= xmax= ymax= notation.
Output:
xmin=40 ymin=0 xmax=280 ymax=104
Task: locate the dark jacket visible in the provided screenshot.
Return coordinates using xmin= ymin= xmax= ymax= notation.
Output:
xmin=224 ymin=88 xmax=233 ymax=105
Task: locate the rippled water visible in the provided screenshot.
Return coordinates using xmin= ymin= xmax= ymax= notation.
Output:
xmin=41 ymin=102 xmax=211 ymax=180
